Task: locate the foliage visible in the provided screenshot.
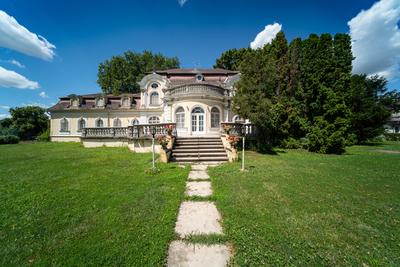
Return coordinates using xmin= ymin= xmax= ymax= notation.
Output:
xmin=209 ymin=144 xmax=400 ymax=266
xmin=97 ymin=50 xmax=180 ymax=95
xmin=384 ymin=133 xmax=400 ymax=141
xmin=0 ymin=142 xmax=188 ymax=266
xmin=8 ymin=106 xmax=49 ymax=140
xmin=232 ymin=31 xmax=397 ymax=154
xmin=214 ymin=48 xmax=251 ymax=70
xmin=226 ymin=135 xmax=241 ymax=148
xmin=37 ymin=128 xmax=50 ymax=142
xmin=0 ymin=135 xmax=19 ymax=144
xmin=347 ymin=74 xmax=398 ymax=143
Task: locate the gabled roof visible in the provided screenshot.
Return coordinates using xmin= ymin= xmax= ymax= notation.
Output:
xmin=154 ymin=68 xmax=239 ymax=75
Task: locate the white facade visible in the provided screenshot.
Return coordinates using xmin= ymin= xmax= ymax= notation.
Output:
xmin=49 ymin=68 xmax=240 ymax=141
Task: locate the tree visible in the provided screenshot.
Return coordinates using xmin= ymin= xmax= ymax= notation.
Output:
xmin=98 ymin=50 xmax=180 ymax=95
xmin=9 ymin=106 xmax=48 ymax=140
xmin=214 ymin=48 xmax=251 ymax=70
xmin=347 ymin=74 xmax=397 ymax=143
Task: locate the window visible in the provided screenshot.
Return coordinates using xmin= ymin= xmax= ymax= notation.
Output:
xmin=151 ymin=83 xmax=159 ymax=89
xmin=196 ymin=73 xmax=204 ymax=82
xmin=175 ymin=107 xmax=185 ymax=129
xmin=122 ymin=97 xmax=130 ymax=107
xmin=233 ymin=115 xmax=244 ymax=123
xmin=60 ymin=118 xmax=69 ymax=132
xmin=96 ymin=118 xmax=104 ymax=128
xmin=77 ymin=118 xmax=86 ymax=132
xmin=96 ymin=97 xmax=104 ymax=107
xmin=131 ymin=119 xmax=139 ymax=125
xmin=150 ymin=92 xmax=159 ymax=105
xmin=211 ymin=107 xmax=220 ymax=128
xmin=148 ymin=116 xmax=160 ymax=124
xmin=113 ymin=118 xmax=121 ymax=127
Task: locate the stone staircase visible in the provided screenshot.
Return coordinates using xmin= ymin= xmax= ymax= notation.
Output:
xmin=172 ymin=137 xmax=228 ymax=163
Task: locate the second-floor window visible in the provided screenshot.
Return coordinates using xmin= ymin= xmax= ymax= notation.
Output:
xmin=150 ymin=92 xmax=159 ymax=105
xmin=96 ymin=118 xmax=104 ymax=128
xmin=113 ymin=118 xmax=121 ymax=127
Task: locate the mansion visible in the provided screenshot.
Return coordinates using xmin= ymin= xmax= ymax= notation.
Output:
xmin=49 ymin=68 xmax=243 ymax=149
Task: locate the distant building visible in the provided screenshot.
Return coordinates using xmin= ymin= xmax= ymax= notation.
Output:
xmin=386 ymin=113 xmax=400 ymax=133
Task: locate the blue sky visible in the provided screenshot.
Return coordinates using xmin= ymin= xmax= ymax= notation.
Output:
xmin=0 ymin=0 xmax=399 ymax=118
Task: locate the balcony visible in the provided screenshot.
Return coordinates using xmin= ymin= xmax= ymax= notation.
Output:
xmin=82 ymin=123 xmax=176 ymax=139
xmin=168 ymin=84 xmax=227 ymax=99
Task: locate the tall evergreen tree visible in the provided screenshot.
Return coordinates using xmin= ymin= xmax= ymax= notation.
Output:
xmin=214 ymin=48 xmax=251 ymax=70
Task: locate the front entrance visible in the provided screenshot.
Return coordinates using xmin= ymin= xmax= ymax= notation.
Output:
xmin=191 ymin=107 xmax=205 ymax=134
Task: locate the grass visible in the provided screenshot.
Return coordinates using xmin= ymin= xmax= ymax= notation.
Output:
xmin=209 ymin=143 xmax=400 ymax=266
xmin=0 ymin=142 xmax=189 ymax=266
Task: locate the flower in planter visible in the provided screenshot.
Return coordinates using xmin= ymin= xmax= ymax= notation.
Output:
xmin=164 ymin=124 xmax=174 ymax=135
xmin=157 ymin=135 xmax=169 ymax=149
xmin=226 ymin=135 xmax=241 ymax=148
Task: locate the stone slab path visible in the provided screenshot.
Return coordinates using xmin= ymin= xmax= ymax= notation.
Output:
xmin=167 ymin=164 xmax=231 ymax=267
xmin=185 ymin=181 xmax=212 ymax=197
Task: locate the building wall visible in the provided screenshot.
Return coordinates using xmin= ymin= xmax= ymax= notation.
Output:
xmin=50 ymin=109 xmax=163 ymax=141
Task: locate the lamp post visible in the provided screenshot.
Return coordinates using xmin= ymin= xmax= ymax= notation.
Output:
xmin=241 ymin=124 xmax=245 ymax=171
xmin=151 ymin=126 xmax=156 ymax=170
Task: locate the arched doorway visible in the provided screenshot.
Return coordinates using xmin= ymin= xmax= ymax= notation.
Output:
xmin=191 ymin=107 xmax=204 ymax=134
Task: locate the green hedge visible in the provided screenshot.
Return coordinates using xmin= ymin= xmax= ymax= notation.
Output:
xmin=384 ymin=133 xmax=400 ymax=141
xmin=0 ymin=135 xmax=20 ymax=144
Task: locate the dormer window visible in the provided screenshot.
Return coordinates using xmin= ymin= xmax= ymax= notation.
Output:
xmin=196 ymin=73 xmax=204 ymax=82
xmin=151 ymin=83 xmax=159 ymax=89
xmin=150 ymin=92 xmax=159 ymax=105
xmin=96 ymin=97 xmax=105 ymax=107
xmin=122 ymin=97 xmax=130 ymax=107
xmin=71 ymin=99 xmax=79 ymax=107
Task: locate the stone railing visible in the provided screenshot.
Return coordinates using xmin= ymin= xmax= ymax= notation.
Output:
xmin=169 ymin=84 xmax=227 ymax=98
xmin=82 ymin=123 xmax=176 ymax=139
xmin=220 ymin=122 xmax=257 ymax=138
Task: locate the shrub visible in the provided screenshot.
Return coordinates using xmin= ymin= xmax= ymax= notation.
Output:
xmin=383 ymin=133 xmax=400 ymax=141
xmin=37 ymin=128 xmax=50 ymax=142
xmin=0 ymin=135 xmax=20 ymax=144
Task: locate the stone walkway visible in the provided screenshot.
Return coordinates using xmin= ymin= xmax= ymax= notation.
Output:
xmin=167 ymin=164 xmax=231 ymax=267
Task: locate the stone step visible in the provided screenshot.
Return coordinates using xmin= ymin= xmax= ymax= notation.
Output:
xmin=172 ymin=156 xmax=228 ymax=162
xmin=175 ymin=141 xmax=222 ymax=145
xmin=173 ymin=148 xmax=226 ymax=153
xmin=174 ymin=144 xmax=225 ymax=149
xmin=174 ymin=152 xmax=227 ymax=157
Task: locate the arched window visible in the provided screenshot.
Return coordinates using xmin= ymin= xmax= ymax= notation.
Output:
xmin=77 ymin=118 xmax=86 ymax=132
xmin=130 ymin=119 xmax=139 ymax=125
xmin=96 ymin=97 xmax=104 ymax=107
xmin=60 ymin=118 xmax=69 ymax=132
xmin=122 ymin=97 xmax=130 ymax=107
xmin=211 ymin=107 xmax=220 ymax=128
xmin=233 ymin=115 xmax=244 ymax=123
xmin=150 ymin=92 xmax=159 ymax=105
xmin=96 ymin=118 xmax=104 ymax=128
xmin=175 ymin=107 xmax=185 ymax=129
xmin=113 ymin=118 xmax=121 ymax=127
xmin=148 ymin=116 xmax=160 ymax=124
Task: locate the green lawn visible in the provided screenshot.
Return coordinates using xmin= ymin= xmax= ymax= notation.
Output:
xmin=0 ymin=142 xmax=188 ymax=266
xmin=209 ymin=143 xmax=400 ymax=266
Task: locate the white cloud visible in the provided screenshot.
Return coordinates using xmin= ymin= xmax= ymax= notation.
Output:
xmin=0 ymin=59 xmax=25 ymax=68
xmin=0 ymin=113 xmax=11 ymax=119
xmin=348 ymin=0 xmax=400 ymax=79
xmin=0 ymin=105 xmax=10 ymax=109
xmin=178 ymin=0 xmax=188 ymax=7
xmin=0 ymin=10 xmax=56 ymax=60
xmin=250 ymin=23 xmax=282 ymax=49
xmin=0 ymin=66 xmax=39 ymax=89
xmin=39 ymin=91 xmax=49 ymax=98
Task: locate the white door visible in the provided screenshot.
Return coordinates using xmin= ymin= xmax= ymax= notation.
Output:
xmin=191 ymin=107 xmax=205 ymax=134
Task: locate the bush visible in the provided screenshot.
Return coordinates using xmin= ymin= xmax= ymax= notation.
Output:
xmin=0 ymin=135 xmax=20 ymax=144
xmin=383 ymin=133 xmax=400 ymax=141
xmin=37 ymin=128 xmax=50 ymax=142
